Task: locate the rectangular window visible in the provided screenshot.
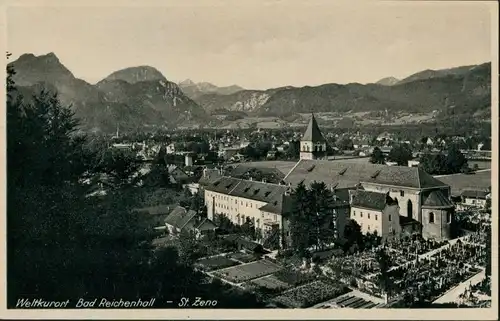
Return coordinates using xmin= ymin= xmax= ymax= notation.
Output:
xmin=274 ymin=215 xmax=277 ymax=221
xmin=360 ymin=212 xmax=363 ymax=218
xmin=375 ymin=215 xmax=378 ymax=221
xmin=389 ymin=215 xmax=392 ymax=221
xmin=353 ymin=211 xmax=356 ymax=216
xmin=235 ymin=199 xmax=237 ymax=204
xmin=368 ymin=213 xmax=370 ymax=219
xmin=400 ymin=191 xmax=404 ymax=197
xmin=251 ymin=203 xmax=253 ymax=208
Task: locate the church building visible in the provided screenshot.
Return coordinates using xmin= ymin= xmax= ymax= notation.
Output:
xmin=299 ymin=114 xmax=328 ymax=160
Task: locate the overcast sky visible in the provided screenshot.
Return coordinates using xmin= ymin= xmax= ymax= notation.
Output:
xmin=7 ymin=0 xmax=494 ymax=89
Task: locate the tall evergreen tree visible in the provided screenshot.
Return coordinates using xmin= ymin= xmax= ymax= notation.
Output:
xmin=289 ymin=182 xmax=311 ymax=257
xmin=309 ymin=182 xmax=335 ymax=250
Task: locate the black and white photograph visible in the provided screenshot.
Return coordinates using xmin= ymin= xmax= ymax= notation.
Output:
xmin=1 ymin=0 xmax=498 ymax=319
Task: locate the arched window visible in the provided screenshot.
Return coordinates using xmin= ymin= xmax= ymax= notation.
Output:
xmin=407 ymin=200 xmax=413 ymax=219
xmin=429 ymin=212 xmax=435 ymax=223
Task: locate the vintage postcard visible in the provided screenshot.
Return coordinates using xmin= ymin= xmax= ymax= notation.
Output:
xmin=0 ymin=0 xmax=498 ymax=319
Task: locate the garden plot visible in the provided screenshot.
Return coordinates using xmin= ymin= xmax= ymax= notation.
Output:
xmin=196 ymin=256 xmax=240 ymax=271
xmin=227 ymin=252 xmax=260 ymax=263
xmin=272 ymin=280 xmax=349 ymax=308
xmin=213 ymin=260 xmax=282 ymax=283
xmin=247 ymin=275 xmax=292 ymax=291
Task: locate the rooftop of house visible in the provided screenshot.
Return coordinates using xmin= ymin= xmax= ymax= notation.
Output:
xmin=164 ymin=206 xmax=198 ymax=229
xmin=460 ymin=189 xmax=490 ymax=199
xmin=284 ymin=159 xmax=448 ymax=190
xmin=351 ymin=190 xmax=395 ymax=211
xmin=206 ymin=176 xmax=288 ymax=205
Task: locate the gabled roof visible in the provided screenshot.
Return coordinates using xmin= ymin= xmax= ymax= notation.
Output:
xmin=284 ymin=159 xmax=448 ymax=190
xmin=422 ymin=190 xmax=454 ymax=208
xmin=259 ymin=194 xmax=294 ymax=215
xmin=302 ymin=114 xmax=326 ymax=142
xmin=198 ymin=169 xmax=223 ymax=186
xmin=205 ymin=177 xmax=288 ymax=204
xmin=164 ymin=206 xmax=198 ymax=229
xmin=460 ymin=189 xmax=490 ymax=199
xmin=195 ymin=218 xmax=217 ymax=231
xmin=351 ymin=190 xmax=393 ymax=211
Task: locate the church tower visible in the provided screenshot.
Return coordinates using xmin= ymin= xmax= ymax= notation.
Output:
xmin=300 ymin=114 xmax=327 ymax=160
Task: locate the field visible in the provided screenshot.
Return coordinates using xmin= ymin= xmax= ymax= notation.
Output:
xmin=196 ymin=256 xmax=241 ymax=271
xmin=247 ymin=274 xmax=292 ymax=291
xmin=272 ymin=280 xmax=350 ymax=308
xmin=436 ymin=170 xmax=491 ymax=196
xmin=213 ymin=259 xmax=282 ymax=283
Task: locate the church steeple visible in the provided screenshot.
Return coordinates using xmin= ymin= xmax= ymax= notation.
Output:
xmin=302 ymin=113 xmax=326 ymax=142
xmin=300 ymin=113 xmax=327 ymax=160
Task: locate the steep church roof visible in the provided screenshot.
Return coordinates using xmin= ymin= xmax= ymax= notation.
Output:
xmin=302 ymin=114 xmax=326 ymax=142
xmin=422 ymin=190 xmax=454 ymax=208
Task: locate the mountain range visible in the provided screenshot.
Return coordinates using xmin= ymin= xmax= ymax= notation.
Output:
xmin=178 ymin=79 xmax=245 ymax=100
xmin=8 ymin=52 xmax=491 ymax=131
xmin=9 ymin=53 xmax=207 ymax=132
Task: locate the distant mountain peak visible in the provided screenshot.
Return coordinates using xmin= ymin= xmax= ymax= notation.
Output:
xmin=179 ymin=79 xmax=196 ymax=86
xmin=375 ymin=77 xmax=400 ymax=86
xmin=101 ymin=66 xmax=167 ymax=84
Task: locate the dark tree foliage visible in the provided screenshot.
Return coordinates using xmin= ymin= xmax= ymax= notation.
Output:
xmin=369 ymin=147 xmax=386 ymax=164
xmin=343 ymin=219 xmax=364 ymax=252
xmin=285 ymin=140 xmax=300 ymax=160
xmin=420 ymin=144 xmax=469 ymax=175
xmin=289 ymin=182 xmax=337 ymax=256
xmin=387 ymin=144 xmax=413 ymax=166
xmin=6 ymin=61 xmax=264 ymax=308
xmin=289 ymin=182 xmax=311 ymax=257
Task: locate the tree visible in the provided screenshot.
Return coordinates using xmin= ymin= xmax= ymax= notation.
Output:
xmin=369 ymin=147 xmax=386 ymax=164
xmin=343 ymin=219 xmax=364 ymax=252
xmin=308 ymin=182 xmax=336 ymax=250
xmin=445 ymin=144 xmax=468 ymax=174
xmin=7 ymin=62 xmax=264 ymax=308
xmin=387 ymin=144 xmax=413 ymax=166
xmin=420 ymin=152 xmax=447 ymax=175
xmin=289 ymin=182 xmax=312 ymax=257
xmin=285 ymin=140 xmax=300 ymax=160
xmin=337 ymin=137 xmax=354 ymax=151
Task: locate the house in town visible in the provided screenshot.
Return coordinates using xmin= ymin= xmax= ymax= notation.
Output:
xmin=203 ymin=176 xmax=350 ymax=249
xmin=164 ymin=206 xmax=216 ymax=239
xmin=460 ymin=189 xmax=490 ymax=209
xmin=349 ymin=190 xmax=401 ymax=239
